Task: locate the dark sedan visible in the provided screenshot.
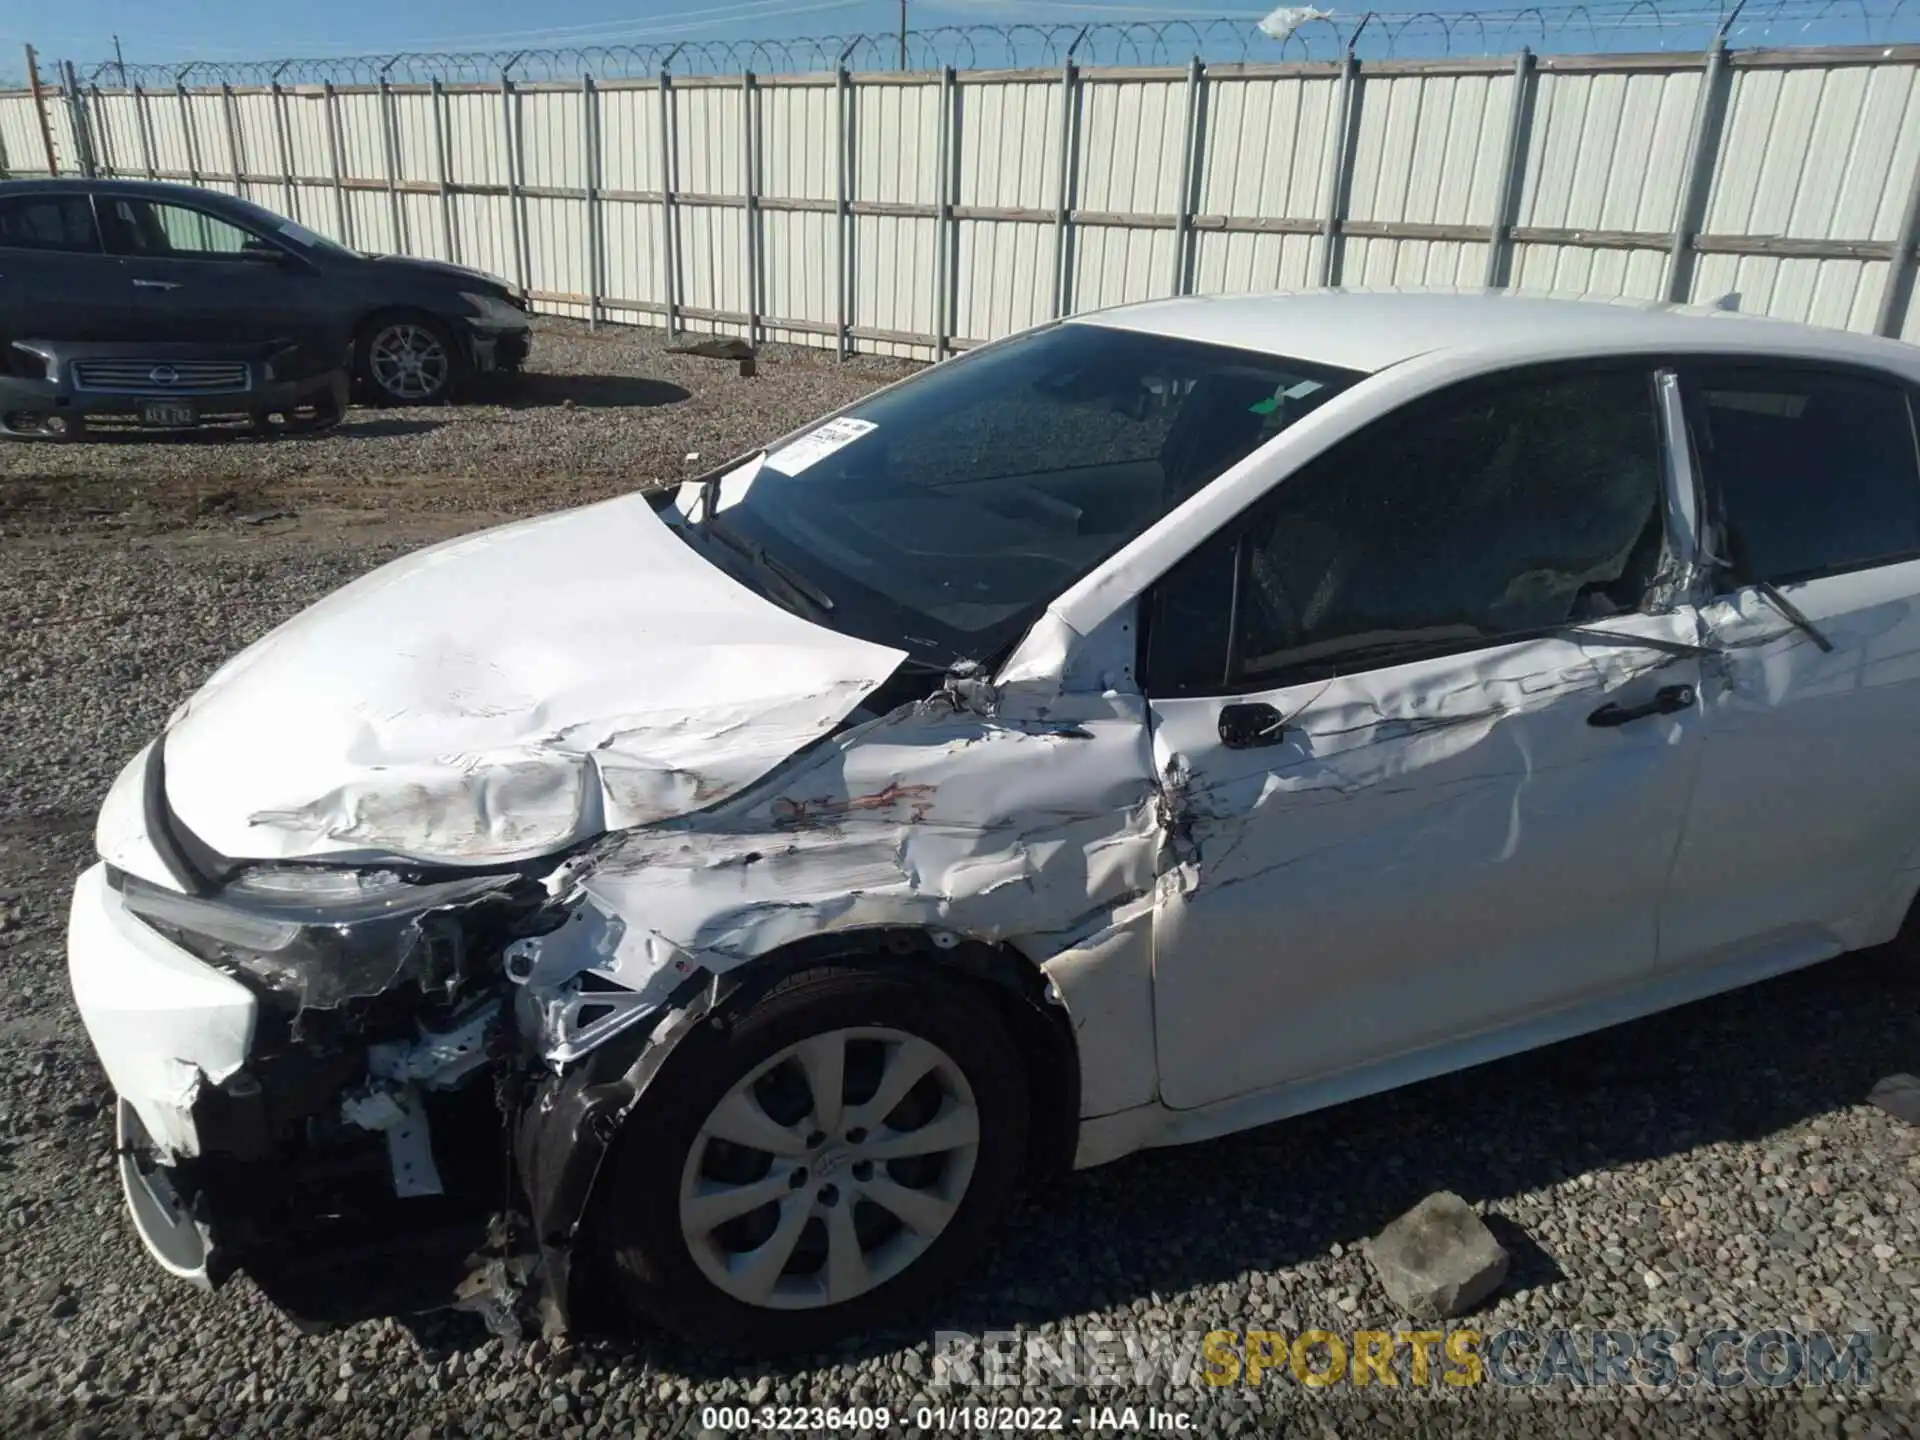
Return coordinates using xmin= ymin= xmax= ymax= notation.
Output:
xmin=0 ymin=179 xmax=532 ymax=412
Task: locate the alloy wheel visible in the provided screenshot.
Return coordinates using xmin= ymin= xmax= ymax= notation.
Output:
xmin=367 ymin=323 xmax=450 ymax=401
xmin=677 ymin=1026 xmax=980 ymax=1310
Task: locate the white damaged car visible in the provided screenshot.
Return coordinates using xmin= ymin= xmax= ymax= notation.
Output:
xmin=67 ymin=291 xmax=1920 ymax=1349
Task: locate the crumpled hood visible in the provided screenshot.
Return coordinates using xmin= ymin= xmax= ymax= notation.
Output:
xmin=159 ymin=495 xmax=906 ymax=866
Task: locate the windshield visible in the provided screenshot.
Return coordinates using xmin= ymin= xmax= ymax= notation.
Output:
xmin=678 ymin=322 xmax=1360 ymax=669
xmin=227 ymin=197 xmax=360 ymax=258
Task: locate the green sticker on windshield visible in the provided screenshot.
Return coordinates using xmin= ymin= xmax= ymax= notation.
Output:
xmin=1247 ymin=395 xmax=1280 ymax=416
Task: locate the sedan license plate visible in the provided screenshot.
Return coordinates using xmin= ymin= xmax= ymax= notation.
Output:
xmin=140 ymin=401 xmax=196 ymax=428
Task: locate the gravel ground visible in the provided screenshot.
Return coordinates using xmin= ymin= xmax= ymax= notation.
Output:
xmin=4 ymin=319 xmax=1920 ymax=1437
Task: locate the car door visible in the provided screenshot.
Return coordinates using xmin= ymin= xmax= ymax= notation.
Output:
xmin=1659 ymin=362 xmax=1920 ymax=967
xmin=0 ymin=189 xmax=118 ymax=340
xmin=95 ymin=192 xmax=332 ymax=346
xmin=1144 ymin=363 xmax=1709 ymax=1112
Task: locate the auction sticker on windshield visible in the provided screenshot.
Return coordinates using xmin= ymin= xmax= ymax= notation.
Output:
xmin=765 ymin=417 xmax=877 ymax=475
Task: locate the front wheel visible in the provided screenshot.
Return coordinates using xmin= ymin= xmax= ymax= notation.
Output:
xmin=596 ymin=963 xmax=1029 ymax=1352
xmin=356 ymin=316 xmax=461 ymax=406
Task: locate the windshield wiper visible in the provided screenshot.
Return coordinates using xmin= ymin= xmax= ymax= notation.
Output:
xmin=1749 ymin=579 xmax=1833 ymax=653
xmin=698 ymin=513 xmax=836 ymax=620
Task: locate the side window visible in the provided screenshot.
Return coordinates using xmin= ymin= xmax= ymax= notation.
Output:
xmin=102 ymin=197 xmax=256 ymax=259
xmin=1145 ymin=368 xmax=1666 ymax=696
xmin=1684 ymin=367 xmax=1920 ymax=586
xmin=0 ymin=195 xmax=100 ymax=253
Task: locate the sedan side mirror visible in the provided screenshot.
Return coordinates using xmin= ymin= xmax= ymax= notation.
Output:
xmin=239 ymin=240 xmax=289 ymax=265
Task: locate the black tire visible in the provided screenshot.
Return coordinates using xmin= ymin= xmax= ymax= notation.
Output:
xmin=594 ymin=962 xmax=1028 ymax=1352
xmin=354 ymin=313 xmax=464 ymax=407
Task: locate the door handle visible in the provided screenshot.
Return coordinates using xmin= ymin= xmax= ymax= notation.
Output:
xmin=1587 ymin=684 xmax=1696 ymax=728
xmin=1218 ymin=700 xmax=1288 ymax=749
xmin=131 ymin=279 xmax=181 ymax=290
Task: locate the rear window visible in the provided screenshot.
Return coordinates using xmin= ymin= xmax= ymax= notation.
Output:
xmin=0 ymin=194 xmax=99 ymax=253
xmin=1685 ymin=367 xmax=1920 ymax=585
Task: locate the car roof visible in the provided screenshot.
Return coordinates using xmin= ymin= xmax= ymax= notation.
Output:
xmin=0 ymin=177 xmax=247 ymax=206
xmin=1072 ymin=287 xmax=1919 ymax=376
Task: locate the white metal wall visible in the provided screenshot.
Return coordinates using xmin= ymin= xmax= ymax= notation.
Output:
xmin=5 ymin=44 xmax=1920 ymax=354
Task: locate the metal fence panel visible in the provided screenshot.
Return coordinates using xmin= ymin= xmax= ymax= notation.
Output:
xmin=5 ymin=43 xmax=1920 ymax=348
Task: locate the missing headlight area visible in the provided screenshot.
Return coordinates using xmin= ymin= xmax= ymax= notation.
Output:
xmin=104 ymin=859 xmax=598 ymax=1331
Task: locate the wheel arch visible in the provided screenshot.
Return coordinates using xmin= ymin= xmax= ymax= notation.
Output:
xmin=514 ymin=925 xmax=1082 ymax=1330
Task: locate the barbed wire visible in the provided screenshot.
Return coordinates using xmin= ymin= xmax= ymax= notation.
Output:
xmin=42 ymin=0 xmax=1920 ymax=89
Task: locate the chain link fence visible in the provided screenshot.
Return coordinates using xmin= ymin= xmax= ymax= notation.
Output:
xmin=43 ymin=0 xmax=1920 ymax=89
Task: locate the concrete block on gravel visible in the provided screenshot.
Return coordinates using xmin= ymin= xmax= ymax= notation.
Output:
xmin=1364 ymin=1191 xmax=1510 ymax=1320
xmin=1869 ymin=1074 xmax=1920 ymax=1126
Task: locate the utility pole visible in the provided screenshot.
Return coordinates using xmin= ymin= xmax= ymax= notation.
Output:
xmin=113 ymin=34 xmax=127 ymax=87
xmin=898 ymin=0 xmax=907 ymax=70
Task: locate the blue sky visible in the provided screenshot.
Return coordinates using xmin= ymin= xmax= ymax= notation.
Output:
xmin=7 ymin=1 xmax=1261 ymax=66
xmin=2 ymin=0 xmax=1907 ymax=71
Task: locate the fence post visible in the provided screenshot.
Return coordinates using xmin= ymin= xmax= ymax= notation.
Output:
xmin=1050 ymin=50 xmax=1082 ymax=318
xmin=835 ymin=63 xmax=852 ymax=359
xmin=1317 ymin=32 xmax=1365 ymax=288
xmin=1664 ymin=35 xmax=1735 ymax=304
xmin=25 ymin=46 xmax=59 ymax=175
xmin=657 ymin=67 xmax=681 ymax=334
xmin=932 ymin=65 xmax=955 ymax=359
xmin=431 ymin=79 xmax=456 ymax=263
xmin=87 ymin=84 xmax=114 ymax=176
xmin=85 ymin=83 xmax=113 ymax=177
xmin=134 ymin=84 xmax=157 ymax=179
xmin=378 ymin=72 xmax=408 ymax=255
xmin=176 ymin=76 xmax=202 ymax=185
xmin=269 ymin=71 xmax=296 ymax=217
xmin=1483 ymin=47 xmax=1535 ymax=289
xmin=583 ymin=74 xmax=602 ymax=328
xmin=61 ymin=63 xmax=98 ymax=177
xmin=323 ymin=82 xmax=352 ymax=246
xmin=1169 ymin=55 xmax=1206 ymax=298
xmin=500 ymin=68 xmax=529 ymax=298
xmin=221 ymin=82 xmax=244 ymax=194
xmin=1874 ymin=140 xmax=1920 ymax=339
xmin=741 ymin=70 xmax=759 ymax=346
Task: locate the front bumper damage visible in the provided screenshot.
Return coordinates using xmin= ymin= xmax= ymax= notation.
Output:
xmin=67 ymin=749 xmax=686 ymax=1334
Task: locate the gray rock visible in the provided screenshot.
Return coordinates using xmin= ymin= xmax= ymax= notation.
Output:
xmin=1363 ymin=1191 xmax=1510 ymax=1320
xmin=1867 ymin=1074 xmax=1920 ymax=1126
